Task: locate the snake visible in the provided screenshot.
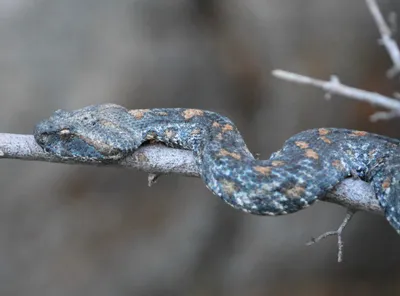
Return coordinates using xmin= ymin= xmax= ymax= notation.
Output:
xmin=33 ymin=103 xmax=400 ymax=233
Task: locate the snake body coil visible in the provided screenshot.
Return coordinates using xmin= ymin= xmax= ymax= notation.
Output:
xmin=34 ymin=104 xmax=400 ymax=233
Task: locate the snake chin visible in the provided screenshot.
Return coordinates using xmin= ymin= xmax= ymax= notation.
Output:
xmin=35 ymin=131 xmax=107 ymax=161
xmin=34 ymin=127 xmax=124 ymax=162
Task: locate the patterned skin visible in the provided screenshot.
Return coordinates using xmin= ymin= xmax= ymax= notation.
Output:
xmin=34 ymin=104 xmax=400 ymax=233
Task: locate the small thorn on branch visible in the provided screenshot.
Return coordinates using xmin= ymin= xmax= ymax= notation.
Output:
xmin=324 ymin=75 xmax=340 ymax=100
xmin=148 ymin=173 xmax=161 ymax=187
xmin=306 ymin=210 xmax=355 ymax=263
xmin=370 ymin=110 xmax=400 ymax=122
xmin=330 ymin=75 xmax=340 ymax=84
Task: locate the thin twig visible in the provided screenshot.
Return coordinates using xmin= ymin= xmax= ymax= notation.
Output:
xmin=272 ymin=70 xmax=400 ymax=114
xmin=0 ymin=133 xmax=384 ymax=216
xmin=307 ymin=210 xmax=355 ymax=262
xmin=366 ymin=0 xmax=400 ymax=77
xmin=370 ymin=110 xmax=400 ymax=121
xmin=147 ymin=173 xmax=161 ymax=187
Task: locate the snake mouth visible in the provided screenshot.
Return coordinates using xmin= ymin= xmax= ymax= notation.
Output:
xmin=74 ymin=133 xmax=125 ymax=160
xmin=35 ymin=130 xmax=124 ymax=162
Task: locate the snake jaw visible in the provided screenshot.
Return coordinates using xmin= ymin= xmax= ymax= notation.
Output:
xmin=36 ymin=134 xmax=121 ymax=162
xmin=34 ymin=119 xmax=120 ymax=162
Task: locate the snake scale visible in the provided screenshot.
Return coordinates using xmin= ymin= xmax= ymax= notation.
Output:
xmin=34 ymin=104 xmax=400 ymax=233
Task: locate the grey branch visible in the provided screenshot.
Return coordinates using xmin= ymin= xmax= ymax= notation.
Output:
xmin=366 ymin=0 xmax=400 ymax=77
xmin=0 ymin=133 xmax=199 ymax=176
xmin=0 ymin=133 xmax=383 ymax=216
xmin=272 ymin=70 xmax=400 ymax=121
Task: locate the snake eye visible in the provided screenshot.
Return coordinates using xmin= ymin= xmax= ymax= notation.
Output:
xmin=59 ymin=129 xmax=71 ymax=139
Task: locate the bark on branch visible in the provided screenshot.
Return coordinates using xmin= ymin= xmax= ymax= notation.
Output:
xmin=0 ymin=133 xmax=383 ymax=216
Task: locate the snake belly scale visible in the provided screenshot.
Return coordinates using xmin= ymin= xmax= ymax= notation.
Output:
xmin=34 ymin=104 xmax=400 ymax=233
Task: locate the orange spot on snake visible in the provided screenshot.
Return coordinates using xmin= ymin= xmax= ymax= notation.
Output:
xmin=305 ymin=149 xmax=319 ymax=160
xmin=218 ymin=149 xmax=241 ymax=160
xmin=318 ymin=128 xmax=330 ymax=136
xmin=320 ymin=136 xmax=332 ymax=144
xmin=129 ymin=109 xmax=150 ymax=119
xmin=382 ymin=177 xmax=391 ymax=189
xmin=351 ymin=131 xmax=368 ymax=137
xmin=182 ymin=109 xmax=204 ymax=120
xmin=212 ymin=122 xmax=220 ymax=128
xmin=295 ymin=141 xmax=309 ymax=149
xmin=253 ymin=166 xmax=272 ymax=176
xmin=222 ymin=124 xmax=234 ymax=133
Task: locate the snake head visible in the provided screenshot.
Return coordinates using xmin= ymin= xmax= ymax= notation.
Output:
xmin=34 ymin=104 xmax=137 ymax=162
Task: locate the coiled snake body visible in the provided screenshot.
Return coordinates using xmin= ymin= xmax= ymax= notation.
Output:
xmin=34 ymin=104 xmax=400 ymax=233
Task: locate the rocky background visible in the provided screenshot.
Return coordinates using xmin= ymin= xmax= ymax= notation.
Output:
xmin=0 ymin=0 xmax=399 ymax=295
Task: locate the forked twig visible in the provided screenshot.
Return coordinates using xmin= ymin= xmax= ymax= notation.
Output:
xmin=307 ymin=210 xmax=355 ymax=262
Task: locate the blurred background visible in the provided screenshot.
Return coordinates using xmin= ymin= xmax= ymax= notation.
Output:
xmin=0 ymin=0 xmax=399 ymax=295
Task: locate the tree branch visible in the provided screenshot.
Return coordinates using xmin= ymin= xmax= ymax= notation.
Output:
xmin=0 ymin=133 xmax=199 ymax=176
xmin=0 ymin=133 xmax=383 ymax=216
xmin=366 ymin=0 xmax=400 ymax=77
xmin=272 ymin=70 xmax=400 ymax=111
xmin=272 ymin=70 xmax=400 ymax=121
